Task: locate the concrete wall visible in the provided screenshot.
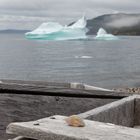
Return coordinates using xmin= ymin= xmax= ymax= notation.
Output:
xmin=79 ymin=96 xmax=136 ymax=127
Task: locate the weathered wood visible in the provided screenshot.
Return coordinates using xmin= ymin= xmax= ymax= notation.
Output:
xmin=0 ymin=79 xmax=133 ymax=140
xmin=134 ymin=96 xmax=140 ymax=125
xmin=7 ymin=115 xmax=140 ymax=140
xmin=10 ymin=136 xmax=34 ymax=140
xmin=0 ymin=93 xmax=116 ymax=140
xmin=79 ymin=96 xmax=136 ymax=127
xmin=0 ymin=80 xmax=131 ymax=99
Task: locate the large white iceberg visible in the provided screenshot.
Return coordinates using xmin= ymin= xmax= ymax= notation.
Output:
xmin=25 ymin=16 xmax=87 ymax=40
xmin=95 ymin=28 xmax=118 ymax=40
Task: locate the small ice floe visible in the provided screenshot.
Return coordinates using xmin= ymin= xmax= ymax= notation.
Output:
xmin=95 ymin=28 xmax=119 ymax=40
xmin=75 ymin=56 xmax=92 ymax=59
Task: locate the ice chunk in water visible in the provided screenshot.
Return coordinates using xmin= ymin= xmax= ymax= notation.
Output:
xmin=69 ymin=15 xmax=87 ymax=29
xmin=95 ymin=28 xmax=118 ymax=40
xmin=25 ymin=15 xmax=87 ymax=40
xmin=25 ymin=22 xmax=63 ymax=35
xmin=97 ymin=28 xmax=107 ymax=35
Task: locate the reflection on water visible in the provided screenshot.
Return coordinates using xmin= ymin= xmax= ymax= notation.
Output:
xmin=0 ymin=33 xmax=140 ymax=88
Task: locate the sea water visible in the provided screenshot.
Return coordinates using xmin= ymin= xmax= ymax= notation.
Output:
xmin=0 ymin=33 xmax=140 ymax=89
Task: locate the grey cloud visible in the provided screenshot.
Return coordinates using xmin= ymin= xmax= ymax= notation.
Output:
xmin=107 ymin=16 xmax=140 ymax=28
xmin=0 ymin=0 xmax=140 ymax=29
xmin=0 ymin=0 xmax=139 ymax=14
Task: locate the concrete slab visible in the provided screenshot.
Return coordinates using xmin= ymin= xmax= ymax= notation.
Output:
xmin=7 ymin=115 xmax=140 ymax=140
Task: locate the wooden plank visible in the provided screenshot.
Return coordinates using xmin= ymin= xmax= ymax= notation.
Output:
xmin=7 ymin=115 xmax=140 ymax=140
xmin=0 ymin=93 xmax=117 ymax=140
xmin=0 ymin=80 xmax=130 ymax=99
xmin=0 ymin=79 xmax=70 ymax=87
xmin=10 ymin=136 xmax=34 ymax=140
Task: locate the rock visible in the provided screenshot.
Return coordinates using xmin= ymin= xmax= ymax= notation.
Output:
xmin=113 ymin=87 xmax=140 ymax=94
xmin=65 ymin=115 xmax=85 ymax=127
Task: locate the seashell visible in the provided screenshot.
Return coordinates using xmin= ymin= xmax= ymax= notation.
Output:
xmin=65 ymin=115 xmax=85 ymax=127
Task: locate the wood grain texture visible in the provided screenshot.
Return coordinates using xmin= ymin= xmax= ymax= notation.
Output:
xmin=0 ymin=79 xmax=130 ymax=139
xmin=0 ymin=80 xmax=130 ymax=99
xmin=7 ymin=115 xmax=140 ymax=140
xmin=0 ymin=94 xmax=116 ymax=140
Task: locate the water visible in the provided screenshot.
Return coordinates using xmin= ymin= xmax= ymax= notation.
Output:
xmin=0 ymin=33 xmax=140 ymax=88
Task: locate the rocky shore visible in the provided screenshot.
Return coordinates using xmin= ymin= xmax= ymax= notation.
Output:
xmin=113 ymin=87 xmax=140 ymax=94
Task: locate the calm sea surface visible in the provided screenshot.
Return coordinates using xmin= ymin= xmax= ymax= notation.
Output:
xmin=0 ymin=33 xmax=140 ymax=88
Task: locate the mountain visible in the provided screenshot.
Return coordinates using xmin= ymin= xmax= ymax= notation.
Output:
xmin=86 ymin=13 xmax=140 ymax=35
xmin=0 ymin=29 xmax=30 ymax=34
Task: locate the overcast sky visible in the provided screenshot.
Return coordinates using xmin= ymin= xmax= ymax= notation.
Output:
xmin=0 ymin=0 xmax=140 ymax=30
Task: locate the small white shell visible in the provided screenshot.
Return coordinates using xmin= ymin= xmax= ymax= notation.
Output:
xmin=65 ymin=115 xmax=85 ymax=127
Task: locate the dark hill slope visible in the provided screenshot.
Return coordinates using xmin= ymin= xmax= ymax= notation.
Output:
xmin=87 ymin=13 xmax=140 ymax=35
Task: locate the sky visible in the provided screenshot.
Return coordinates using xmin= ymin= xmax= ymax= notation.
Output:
xmin=0 ymin=0 xmax=140 ymax=30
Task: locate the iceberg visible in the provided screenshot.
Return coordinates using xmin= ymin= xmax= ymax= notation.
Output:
xmin=25 ymin=16 xmax=87 ymax=40
xmin=68 ymin=15 xmax=87 ymax=29
xmin=95 ymin=28 xmax=118 ymax=40
xmin=25 ymin=22 xmax=63 ymax=35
